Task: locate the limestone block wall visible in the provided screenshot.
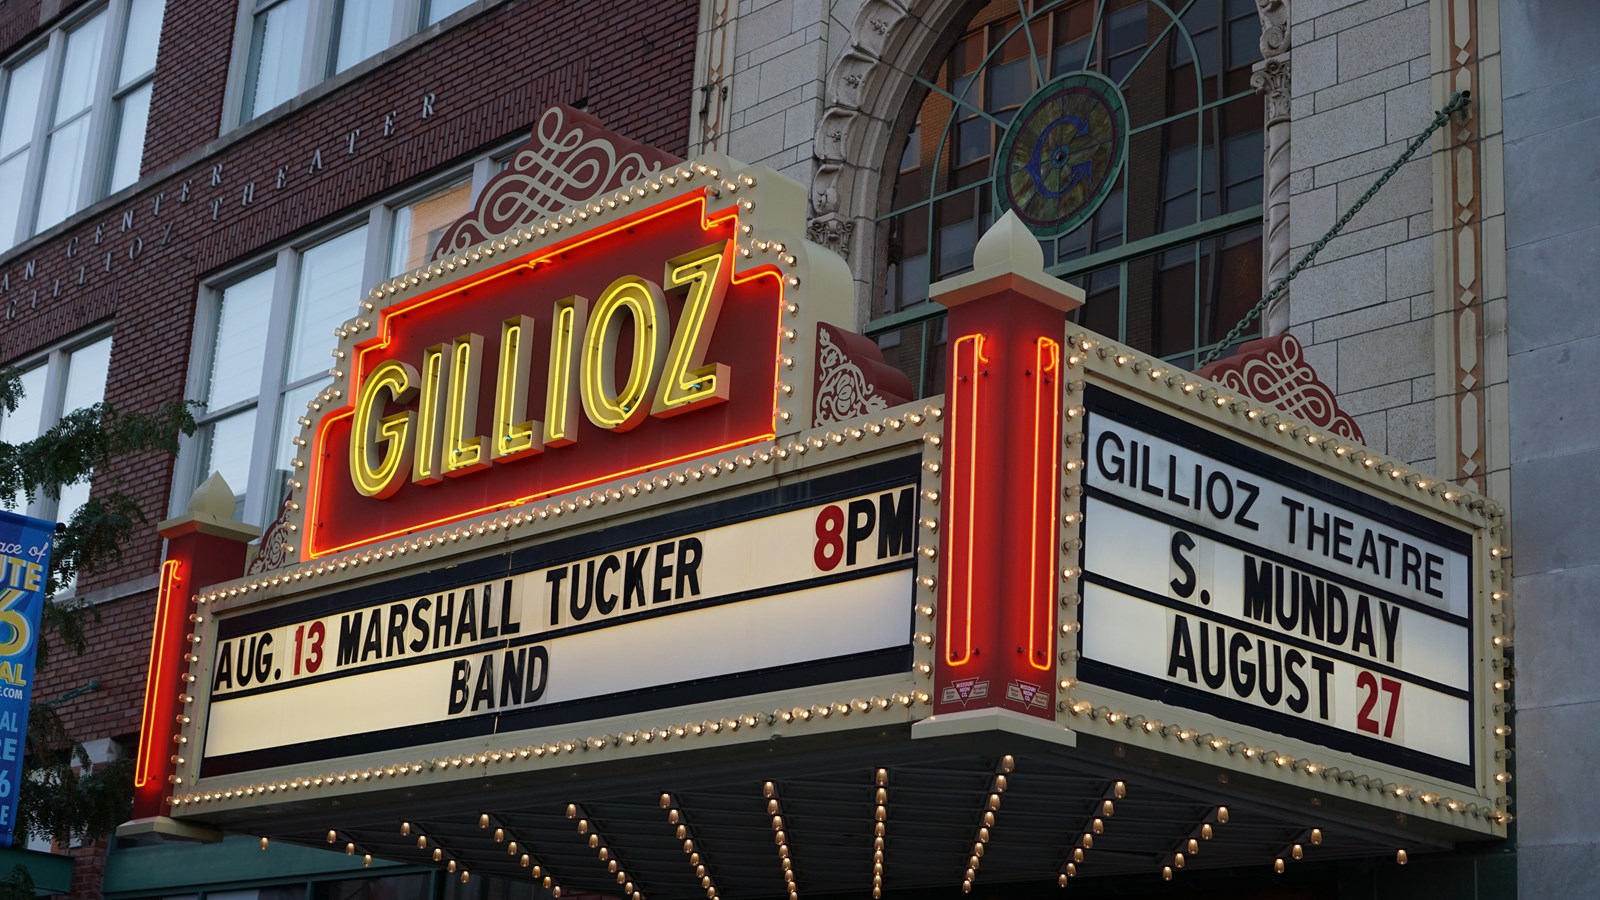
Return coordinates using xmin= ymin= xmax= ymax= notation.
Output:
xmin=724 ymin=0 xmax=832 ymax=184
xmin=1285 ymin=0 xmax=1439 ymax=468
xmin=1500 ymin=2 xmax=1600 ymax=893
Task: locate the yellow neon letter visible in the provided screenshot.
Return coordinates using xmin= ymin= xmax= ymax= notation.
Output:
xmin=412 ymin=344 xmax=446 ymax=484
xmin=493 ymin=315 xmax=542 ymax=462
xmin=652 ymin=241 xmax=732 ymax=418
xmin=350 ymin=359 xmax=418 ymax=498
xmin=581 ymin=276 xmax=668 ymax=432
xmin=443 ymin=333 xmax=489 ymax=477
xmin=544 ymin=296 xmax=588 ymax=447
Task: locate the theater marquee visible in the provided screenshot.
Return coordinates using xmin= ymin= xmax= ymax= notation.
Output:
xmin=127 ymin=145 xmax=1508 ymax=894
xmin=1051 ymin=336 xmax=1506 ymax=822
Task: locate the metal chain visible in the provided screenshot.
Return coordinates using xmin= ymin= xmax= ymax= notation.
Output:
xmin=1198 ymin=90 xmax=1472 ymax=367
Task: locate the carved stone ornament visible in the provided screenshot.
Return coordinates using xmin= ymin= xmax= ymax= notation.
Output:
xmin=1253 ymin=55 xmax=1292 ymax=332
xmin=430 ymin=105 xmax=681 ymax=260
xmin=806 ymin=215 xmax=855 ymax=260
xmin=1195 ymin=332 xmax=1364 ymax=443
xmin=1256 ymin=0 xmax=1289 ymax=59
xmin=813 ymin=322 xmax=913 ymax=426
xmin=246 ymin=490 xmax=297 ymax=575
xmin=1251 ymin=57 xmax=1292 ymax=125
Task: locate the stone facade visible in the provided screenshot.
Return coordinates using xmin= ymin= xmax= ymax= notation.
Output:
xmin=1500 ymin=3 xmax=1600 ymax=895
xmin=3 ymin=0 xmax=1596 ymax=894
xmin=707 ymin=0 xmax=1595 ymax=894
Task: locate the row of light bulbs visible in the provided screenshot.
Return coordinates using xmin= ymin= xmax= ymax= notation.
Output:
xmin=169 ymin=693 xmax=932 ymax=808
xmin=871 ymin=768 xmax=889 ymax=899
xmin=1066 ymin=333 xmax=1506 ymax=518
xmin=202 ymin=406 xmax=941 ymax=604
xmin=661 ymin=793 xmax=720 ymax=900
xmin=569 ymin=803 xmax=643 ymax=900
xmin=265 ymin=772 xmax=1443 ymax=890
xmin=764 ymin=781 xmax=799 ymax=900
xmin=474 ymin=814 xmax=560 ymax=893
xmin=367 ymin=163 xmax=752 ymax=304
xmin=1059 ymin=697 xmax=1512 ymax=825
xmin=1061 ymin=781 xmax=1126 ymax=886
xmin=961 ymin=755 xmax=1015 ymax=894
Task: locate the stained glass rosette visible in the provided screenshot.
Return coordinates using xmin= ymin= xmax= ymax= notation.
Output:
xmin=994 ymin=72 xmax=1129 ymax=238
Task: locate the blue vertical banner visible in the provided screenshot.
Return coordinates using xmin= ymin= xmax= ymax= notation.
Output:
xmin=0 ymin=510 xmax=52 ymax=847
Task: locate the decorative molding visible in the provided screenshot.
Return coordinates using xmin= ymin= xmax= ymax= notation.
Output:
xmin=1252 ymin=56 xmax=1293 ymax=335
xmin=1196 ymin=333 xmax=1365 ymax=443
xmin=806 ymin=215 xmax=855 ymax=260
xmin=812 ymin=0 xmax=955 ymax=290
xmin=430 ymin=105 xmax=680 ymax=260
xmin=690 ymin=0 xmax=737 ymax=154
xmin=1431 ymin=0 xmax=1494 ymax=494
xmin=1256 ymin=0 xmax=1290 ymax=60
xmin=813 ymin=322 xmax=913 ymax=426
xmin=246 ymin=491 xmax=297 ymax=575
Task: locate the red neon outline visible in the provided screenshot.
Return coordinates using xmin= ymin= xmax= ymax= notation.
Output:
xmin=304 ymin=191 xmax=784 ymax=559
xmin=134 ymin=559 xmax=183 ymax=790
xmin=943 ymin=333 xmax=987 ymax=667
xmin=1027 ymin=336 xmax=1061 ymax=671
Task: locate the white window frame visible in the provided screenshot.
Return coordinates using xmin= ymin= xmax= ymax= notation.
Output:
xmin=0 ymin=0 xmax=164 ymax=251
xmin=0 ymin=327 xmax=115 ymax=524
xmin=172 ymin=149 xmax=505 ymax=526
xmin=220 ymin=0 xmax=502 ymax=131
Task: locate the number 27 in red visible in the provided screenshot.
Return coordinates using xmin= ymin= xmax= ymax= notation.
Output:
xmin=1356 ymin=671 xmax=1401 ymax=738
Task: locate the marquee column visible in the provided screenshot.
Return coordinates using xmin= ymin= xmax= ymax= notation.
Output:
xmin=130 ymin=474 xmax=258 ymax=822
xmin=929 ymin=212 xmax=1084 ymax=720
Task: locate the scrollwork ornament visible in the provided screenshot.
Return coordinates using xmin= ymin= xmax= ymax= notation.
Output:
xmin=429 ymin=106 xmax=676 ymax=259
xmin=1256 ymin=0 xmax=1290 ymax=59
xmin=814 ymin=326 xmax=889 ymax=425
xmin=247 ymin=491 xmax=297 ymax=575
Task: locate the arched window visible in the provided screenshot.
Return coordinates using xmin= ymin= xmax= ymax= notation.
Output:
xmin=873 ymin=0 xmax=1265 ymax=392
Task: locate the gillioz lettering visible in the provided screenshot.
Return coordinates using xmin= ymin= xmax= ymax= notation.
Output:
xmin=1093 ymin=428 xmax=1261 ymax=530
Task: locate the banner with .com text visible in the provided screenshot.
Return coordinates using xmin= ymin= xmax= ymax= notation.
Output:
xmin=0 ymin=510 xmax=53 ymax=846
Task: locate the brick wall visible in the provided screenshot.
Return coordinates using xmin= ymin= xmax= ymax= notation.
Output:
xmin=8 ymin=3 xmax=693 ymax=896
xmin=13 ymin=0 xmax=697 ymax=758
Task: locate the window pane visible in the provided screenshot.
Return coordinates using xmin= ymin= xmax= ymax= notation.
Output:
xmin=54 ymin=13 xmax=107 ymax=122
xmin=954 ymin=116 xmax=988 ymax=167
xmin=56 ymin=477 xmax=91 ymax=529
xmin=1 ymin=52 xmax=46 ymax=158
xmin=35 ymin=114 xmax=92 ymax=232
xmin=107 ymin=82 xmax=152 ymax=192
xmin=199 ymin=408 xmax=255 ymax=514
xmin=0 ymin=365 xmax=46 ymax=511
xmin=270 ymin=377 xmax=327 ymax=513
xmin=0 ymin=153 xmax=29 ymax=250
xmin=61 ymin=336 xmax=112 ymax=414
xmin=333 ymin=0 xmax=396 ymax=74
xmin=388 ymin=179 xmax=472 ymax=276
xmin=208 ymin=269 xmax=275 ymax=410
xmin=425 ymin=0 xmax=475 ymax=26
xmin=0 ymin=365 xmax=46 ymax=445
xmin=118 ymin=0 xmax=167 ymax=87
xmin=1227 ymin=12 xmax=1260 ymax=70
xmin=986 ymin=56 xmax=1031 ymax=111
xmin=287 ymin=227 xmax=367 ymax=384
xmin=245 ymin=0 xmax=310 ymax=120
